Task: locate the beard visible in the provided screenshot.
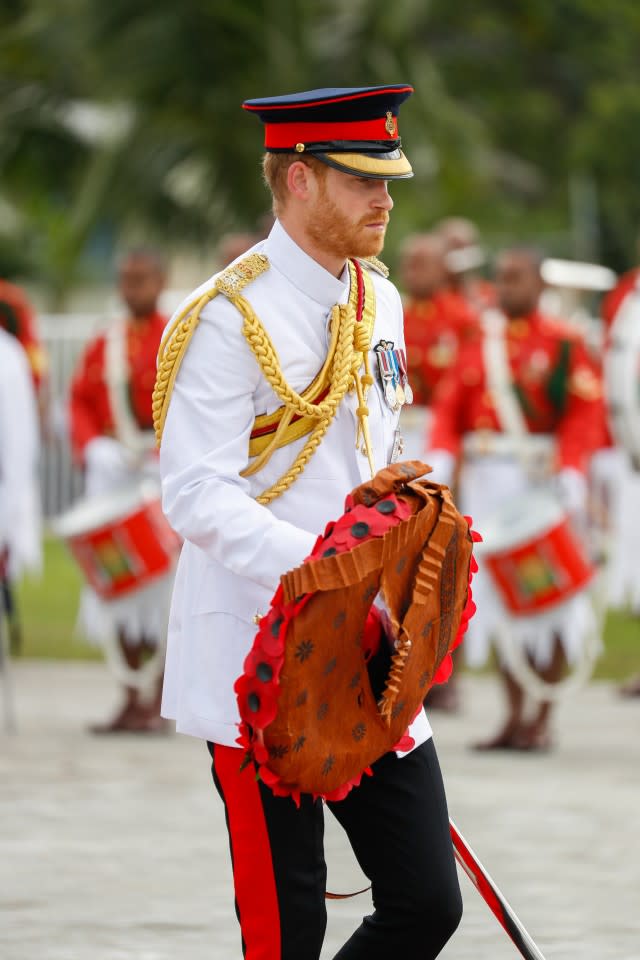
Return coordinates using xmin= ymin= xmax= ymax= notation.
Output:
xmin=305 ymin=185 xmax=388 ymax=261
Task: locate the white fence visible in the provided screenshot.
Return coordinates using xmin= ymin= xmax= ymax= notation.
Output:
xmin=39 ymin=314 xmax=107 ymax=519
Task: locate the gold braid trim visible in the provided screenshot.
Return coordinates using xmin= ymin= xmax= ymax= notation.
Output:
xmin=242 ymin=261 xmax=377 ymax=496
xmin=361 ymin=255 xmax=390 ymax=278
xmin=238 ymin=298 xmax=358 ymax=503
xmin=153 ymin=252 xmax=378 ymax=505
xmin=152 ymin=253 xmax=270 ymax=444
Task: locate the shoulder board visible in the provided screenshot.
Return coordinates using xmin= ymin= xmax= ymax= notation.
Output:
xmin=359 ymin=255 xmax=389 ymax=279
xmin=215 ymin=252 xmax=270 ymax=299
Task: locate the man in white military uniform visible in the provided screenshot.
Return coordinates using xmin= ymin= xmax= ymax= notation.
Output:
xmin=155 ymin=86 xmax=462 ymax=960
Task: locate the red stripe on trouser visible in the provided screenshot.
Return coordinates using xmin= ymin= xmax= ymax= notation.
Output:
xmin=213 ymin=745 xmax=281 ymax=960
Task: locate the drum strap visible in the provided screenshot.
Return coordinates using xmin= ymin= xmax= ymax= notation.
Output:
xmin=105 ymin=321 xmax=155 ymax=456
xmin=481 ymin=309 xmax=529 ymax=443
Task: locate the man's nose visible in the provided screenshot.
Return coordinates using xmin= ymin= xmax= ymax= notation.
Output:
xmin=372 ymin=182 xmax=393 ymax=211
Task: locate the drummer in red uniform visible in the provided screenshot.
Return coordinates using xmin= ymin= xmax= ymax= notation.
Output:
xmin=69 ymin=249 xmax=171 ymax=733
xmin=427 ymin=247 xmax=603 ymax=750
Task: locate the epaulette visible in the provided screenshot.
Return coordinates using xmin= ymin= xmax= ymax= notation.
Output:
xmin=215 ymin=252 xmax=270 ymax=299
xmin=153 ymin=252 xmax=269 ymax=445
xmin=360 ymin=255 xmax=390 ymax=279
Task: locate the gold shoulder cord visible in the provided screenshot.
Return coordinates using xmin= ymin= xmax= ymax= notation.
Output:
xmin=153 ymin=253 xmax=378 ymax=505
xmin=152 ymin=253 xmax=270 ymax=444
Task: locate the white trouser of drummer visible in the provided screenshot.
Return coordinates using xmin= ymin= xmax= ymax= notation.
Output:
xmin=428 ymin=432 xmax=597 ymax=671
xmin=77 ymin=435 xmax=175 ymax=650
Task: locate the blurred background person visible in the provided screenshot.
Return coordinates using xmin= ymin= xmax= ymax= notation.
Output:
xmin=401 ymin=231 xmax=480 ymax=409
xmin=0 ymin=277 xmax=50 ymax=436
xmin=400 ymin=232 xmax=479 ymax=454
xmin=217 ymin=231 xmax=262 ymax=268
xmin=427 ymin=247 xmax=604 ymax=749
xmin=67 ymin=249 xmax=173 ymax=733
xmin=0 ymin=325 xmax=42 ymax=591
xmin=435 ymin=216 xmax=496 ymax=314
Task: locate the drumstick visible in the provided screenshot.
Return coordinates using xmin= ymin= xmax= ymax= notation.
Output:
xmin=450 ymin=819 xmax=547 ymax=960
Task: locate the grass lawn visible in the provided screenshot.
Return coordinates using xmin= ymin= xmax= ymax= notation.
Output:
xmin=11 ymin=539 xmax=640 ymax=680
xmin=15 ymin=537 xmax=100 ymax=660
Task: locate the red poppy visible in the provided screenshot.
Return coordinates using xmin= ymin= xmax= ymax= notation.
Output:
xmin=234 ymin=673 xmax=279 ymax=729
xmin=243 ymin=645 xmax=284 ymax=685
xmin=258 ymin=612 xmax=287 ymax=657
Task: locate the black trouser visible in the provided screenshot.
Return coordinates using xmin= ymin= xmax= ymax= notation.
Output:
xmin=209 ymin=736 xmax=462 ymax=959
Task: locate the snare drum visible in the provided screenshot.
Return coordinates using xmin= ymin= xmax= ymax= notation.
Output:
xmin=53 ymin=481 xmax=181 ymax=600
xmin=478 ymin=490 xmax=595 ymax=616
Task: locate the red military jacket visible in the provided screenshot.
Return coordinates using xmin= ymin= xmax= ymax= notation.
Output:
xmin=69 ymin=312 xmax=166 ymax=464
xmin=429 ymin=310 xmax=604 ymax=472
xmin=403 ymin=291 xmax=480 ymax=406
xmin=0 ymin=278 xmax=48 ymax=390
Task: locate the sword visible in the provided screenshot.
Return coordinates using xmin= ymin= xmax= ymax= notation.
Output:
xmin=450 ymin=819 xmax=547 ymax=960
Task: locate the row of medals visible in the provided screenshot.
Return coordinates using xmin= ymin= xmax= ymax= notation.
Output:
xmin=374 ymin=341 xmax=413 ymax=411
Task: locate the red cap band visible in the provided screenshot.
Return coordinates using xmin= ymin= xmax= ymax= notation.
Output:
xmin=264 ymin=115 xmax=399 ymax=149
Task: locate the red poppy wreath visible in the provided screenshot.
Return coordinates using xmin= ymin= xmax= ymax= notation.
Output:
xmin=235 ymin=460 xmax=480 ymax=805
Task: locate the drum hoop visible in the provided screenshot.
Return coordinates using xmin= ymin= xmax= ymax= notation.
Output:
xmin=478 ymin=490 xmax=567 ymax=556
xmin=52 ymin=480 xmax=162 ymax=539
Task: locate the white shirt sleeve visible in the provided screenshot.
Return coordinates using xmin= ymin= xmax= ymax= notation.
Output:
xmin=160 ymin=296 xmax=317 ymax=594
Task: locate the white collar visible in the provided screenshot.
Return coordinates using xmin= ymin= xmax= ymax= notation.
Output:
xmin=264 ymin=219 xmax=349 ymax=308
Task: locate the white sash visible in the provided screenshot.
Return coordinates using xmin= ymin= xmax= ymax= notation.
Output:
xmin=105 ymin=320 xmax=156 ymax=457
xmin=480 ymin=309 xmax=552 ymax=479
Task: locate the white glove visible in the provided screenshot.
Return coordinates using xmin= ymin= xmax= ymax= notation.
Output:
xmin=424 ymin=449 xmax=456 ymax=487
xmin=84 ymin=436 xmax=136 ymax=496
xmin=556 ymin=467 xmax=588 ymax=517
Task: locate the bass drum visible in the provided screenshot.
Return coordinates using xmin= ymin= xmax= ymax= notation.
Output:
xmin=53 ymin=480 xmax=181 ymax=601
xmin=605 ymin=285 xmax=640 ymax=469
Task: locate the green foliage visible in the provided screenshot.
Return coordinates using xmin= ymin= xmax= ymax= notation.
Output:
xmin=2 ymin=1 xmax=640 ymax=301
xmin=16 ymin=538 xmax=100 ymax=660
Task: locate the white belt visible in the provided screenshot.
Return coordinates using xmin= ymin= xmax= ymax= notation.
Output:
xmin=462 ymin=431 xmax=554 ymax=463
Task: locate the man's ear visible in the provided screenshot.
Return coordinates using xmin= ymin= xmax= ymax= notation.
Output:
xmin=287 ymin=161 xmax=317 ymax=202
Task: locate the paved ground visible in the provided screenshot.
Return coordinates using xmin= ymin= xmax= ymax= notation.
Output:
xmin=1 ymin=660 xmax=639 ymax=960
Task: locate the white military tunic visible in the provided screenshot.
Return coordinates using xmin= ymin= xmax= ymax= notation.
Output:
xmin=160 ymin=220 xmax=432 ymax=750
